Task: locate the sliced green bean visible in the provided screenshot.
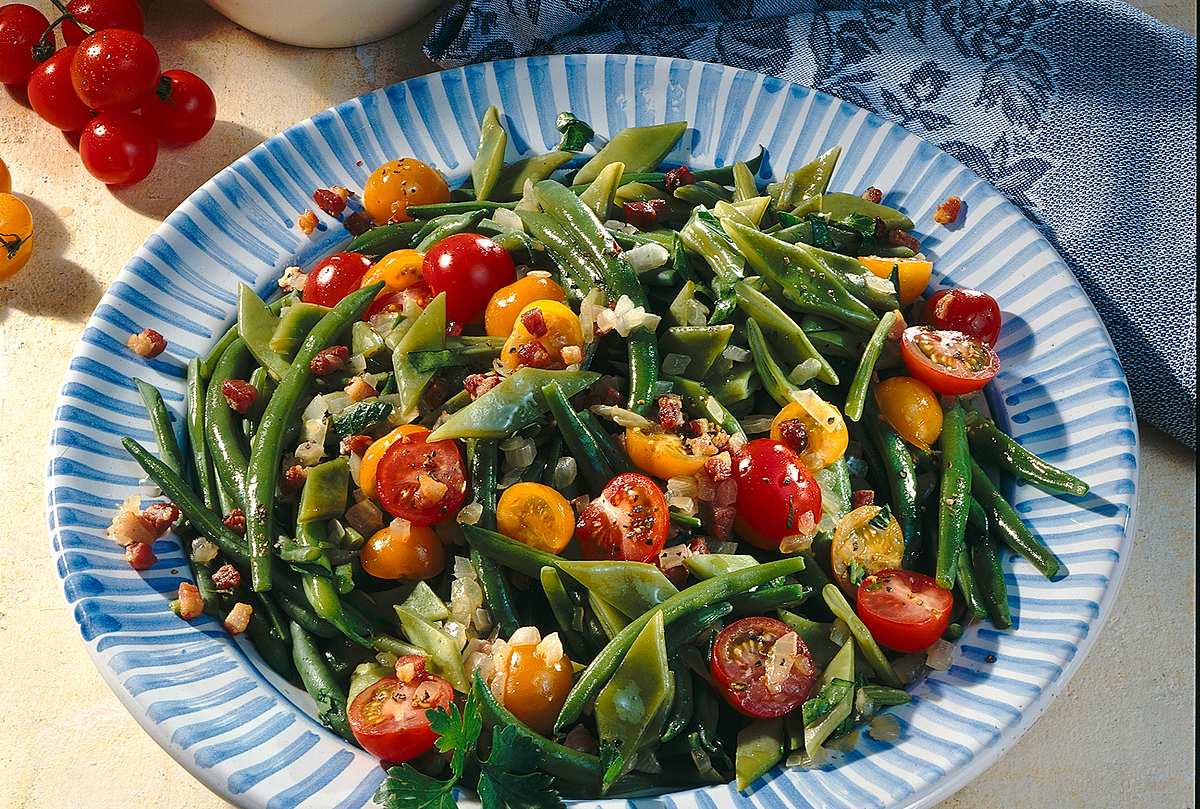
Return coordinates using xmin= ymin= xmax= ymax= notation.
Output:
xmin=734 ymin=280 xmax=838 ymax=385
xmin=821 ymin=583 xmax=901 ymax=687
xmin=970 ymin=529 xmax=1012 ymax=629
xmin=493 ymin=150 xmax=574 ymax=201
xmin=543 ymin=381 xmax=613 ymax=493
xmin=574 ymin=121 xmax=687 ymax=185
xmin=844 ymin=310 xmax=897 ymax=422
xmin=971 ymin=459 xmax=1063 ymax=580
xmin=936 ymin=400 xmax=971 ymax=589
xmin=467 ymin=438 xmax=520 ymax=637
xmin=204 ymin=338 xmax=252 ymax=512
xmin=745 ymin=317 xmax=801 ymax=407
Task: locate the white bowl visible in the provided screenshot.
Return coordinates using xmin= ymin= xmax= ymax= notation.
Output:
xmin=204 ymin=0 xmax=443 ymax=48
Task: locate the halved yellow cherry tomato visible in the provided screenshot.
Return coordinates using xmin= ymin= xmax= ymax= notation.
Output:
xmin=361 ymin=521 xmax=444 ymax=580
xmin=0 ymin=192 xmax=34 ymax=281
xmin=625 ymin=427 xmax=709 ymax=479
xmin=359 ymin=424 xmax=429 ymax=499
xmin=499 ymin=641 xmax=575 ymax=735
xmin=484 ymin=273 xmax=567 ymax=338
xmin=859 ymin=256 xmax=933 ymax=306
xmin=361 ymin=248 xmax=424 ymax=294
xmin=496 ymin=482 xmax=575 ymax=554
xmin=500 ymin=299 xmax=583 ymax=370
xmin=362 ymin=158 xmax=450 ymax=224
xmin=769 ymin=398 xmax=849 ymax=471
xmin=873 ymin=376 xmax=943 ymax=451
xmin=831 ymin=505 xmax=903 ymax=594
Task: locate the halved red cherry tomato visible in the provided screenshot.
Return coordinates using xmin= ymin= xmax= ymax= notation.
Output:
xmin=731 ymin=439 xmax=822 ymax=550
xmin=375 ymin=431 xmax=466 ymax=526
xmin=924 ymin=288 xmax=1002 ymax=347
xmin=856 ymin=569 xmax=953 ymax=653
xmin=710 ymin=616 xmax=817 ymax=718
xmin=422 ymin=233 xmax=515 ymax=326
xmin=575 ymin=472 xmax=669 ymax=562
xmin=364 ymin=282 xmax=433 ymax=321
xmin=900 ymin=326 xmax=999 ymax=395
xmin=303 ymin=252 xmax=373 ymax=307
xmin=348 ymin=657 xmax=453 ymax=762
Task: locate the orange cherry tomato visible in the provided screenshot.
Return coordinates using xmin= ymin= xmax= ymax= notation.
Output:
xmin=625 ymin=427 xmax=708 ymax=479
xmin=361 ymin=521 xmax=445 ymax=580
xmin=831 ymin=505 xmax=904 ymax=595
xmin=484 ymin=273 xmax=567 ymax=338
xmin=362 ymin=158 xmax=449 ymax=224
xmin=359 ymin=424 xmax=429 ymax=499
xmin=500 ymin=299 xmax=583 ymax=370
xmin=873 ymin=376 xmax=943 ymax=451
xmin=859 ymin=256 xmax=933 ymax=306
xmin=500 ymin=641 xmax=575 ymax=735
xmin=769 ymin=398 xmax=848 ymax=472
xmin=361 ymin=248 xmax=424 ymax=294
xmin=0 ymin=192 xmax=34 ymax=281
xmin=496 ymin=482 xmax=575 ymax=554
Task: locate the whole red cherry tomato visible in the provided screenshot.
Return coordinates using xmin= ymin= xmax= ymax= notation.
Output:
xmin=79 ymin=112 xmax=157 ymax=185
xmin=731 ymin=439 xmax=822 ymax=550
xmin=27 ymin=46 xmax=93 ymax=131
xmin=141 ymin=69 xmax=216 ymax=146
xmin=62 ymin=0 xmax=145 ymax=46
xmin=856 ymin=569 xmax=953 ymax=653
xmin=348 ymin=657 xmax=454 ymax=763
xmin=0 ymin=4 xmax=51 ymax=86
xmin=302 ymin=252 xmax=373 ymax=307
xmin=899 ymin=326 xmax=999 ymax=395
xmin=422 ymin=233 xmax=515 ymax=326
xmin=710 ymin=616 xmax=818 ymax=718
xmin=575 ymin=472 xmax=670 ymax=562
xmin=70 ymin=28 xmax=159 ymax=111
xmin=924 ymin=287 xmax=1002 ymax=346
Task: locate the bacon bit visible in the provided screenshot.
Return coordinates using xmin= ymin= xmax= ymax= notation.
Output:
xmin=888 ymin=228 xmax=921 ymax=253
xmin=297 ymin=209 xmax=318 ymax=236
xmin=560 ymin=345 xmax=583 ymax=366
xmin=310 ymin=345 xmax=350 ymax=376
xmin=224 ymin=602 xmax=253 ymax=635
xmin=852 ymin=490 xmax=876 ymax=508
xmin=345 ymin=498 xmax=385 ymax=536
xmin=343 ymin=211 xmax=372 ymax=237
xmin=777 ymin=419 xmax=809 ymax=453
xmin=282 ymin=464 xmax=309 ymax=494
xmin=623 ymin=199 xmax=668 ymax=230
xmin=313 ymin=187 xmax=349 ymax=217
xmin=584 ymin=376 xmax=623 ymax=408
xmin=177 ymin=582 xmax=204 ymax=620
xmin=222 ymin=508 xmax=246 ymax=535
xmin=862 ymin=186 xmax=883 ymax=204
xmin=396 ymin=657 xmax=424 ymax=684
xmin=663 ymin=165 xmax=696 ymax=194
xmin=704 ymin=451 xmax=732 ymax=482
xmin=125 ymin=542 xmax=157 ymax=570
xmin=516 ymin=340 xmax=552 ymax=368
xmin=211 ymin=563 xmax=242 ymax=590
xmin=464 ymin=372 xmax=503 ymax=399
xmin=140 ymin=502 xmax=180 ymax=535
xmin=934 ymin=195 xmax=962 ymax=225
xmin=712 ymin=505 xmax=737 ymax=541
xmin=221 ymin=379 xmax=258 ymax=414
xmin=520 ymin=306 xmax=548 ymax=337
xmin=344 ymin=375 xmax=377 ymax=402
xmin=685 ymin=419 xmax=707 ymax=438
xmin=341 ymin=434 xmax=373 ymax=456
xmin=108 ymin=502 xmax=154 ymax=547
xmin=445 ymin=321 xmax=464 ymax=337
xmin=656 ymin=394 xmax=684 ymax=431
xmin=126 ymin=328 xmax=166 ymax=358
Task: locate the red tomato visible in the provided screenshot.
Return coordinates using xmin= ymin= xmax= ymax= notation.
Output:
xmin=375 ymin=432 xmax=467 ymax=526
xmin=575 ymin=472 xmax=670 ymax=562
xmin=27 ymin=46 xmax=93 ymax=131
xmin=710 ymin=616 xmax=817 ymax=718
xmin=348 ymin=662 xmax=454 ymax=762
xmin=856 ymin=569 xmax=953 ymax=653
xmin=141 ymin=69 xmax=215 ymax=146
xmin=302 ymin=252 xmax=373 ymax=307
xmin=731 ymin=439 xmax=822 ymax=550
xmin=0 ymin=4 xmax=51 ymax=86
xmin=364 ymin=282 xmax=433 ymax=321
xmin=79 ymin=112 xmax=157 ymax=185
xmin=924 ymin=288 xmax=1002 ymax=346
xmin=70 ymin=28 xmax=159 ymax=112
xmin=422 ymin=233 xmax=516 ymax=326
xmin=900 ymin=326 xmax=999 ymax=395
xmin=62 ymin=0 xmax=145 ymax=45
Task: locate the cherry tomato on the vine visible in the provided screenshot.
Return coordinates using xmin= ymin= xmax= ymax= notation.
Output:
xmin=900 ymin=326 xmax=999 ymax=395
xmin=70 ymin=28 xmax=159 ymax=112
xmin=710 ymin=616 xmax=817 ymax=718
xmin=141 ymin=69 xmax=215 ymax=146
xmin=856 ymin=569 xmax=953 ymax=653
xmin=0 ymin=4 xmax=51 ymax=86
xmin=61 ymin=0 xmax=145 ymax=46
xmin=302 ymin=251 xmax=373 ymax=307
xmin=79 ymin=112 xmax=157 ymax=185
xmin=348 ymin=658 xmax=454 ymax=762
xmin=731 ymin=439 xmax=822 ymax=550
xmin=924 ymin=287 xmax=1002 ymax=347
xmin=422 ymin=233 xmax=515 ymax=326
xmin=27 ymin=46 xmax=92 ymax=131
xmin=575 ymin=472 xmax=670 ymax=563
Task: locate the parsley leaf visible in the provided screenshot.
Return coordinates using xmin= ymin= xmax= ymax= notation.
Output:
xmin=479 ymin=725 xmax=564 ymax=809
xmin=430 ymin=691 xmax=483 ymax=779
xmin=554 ymin=112 xmax=594 ymax=153
xmin=848 ymin=560 xmax=868 ymax=587
xmin=598 ymin=738 xmax=625 ymax=791
xmin=374 ymin=765 xmax=456 ymax=809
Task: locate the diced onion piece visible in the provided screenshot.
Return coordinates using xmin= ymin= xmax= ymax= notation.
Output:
xmin=579 ymin=287 xmax=608 ymax=341
xmin=107 ymin=495 xmax=152 ymax=547
xmin=604 ymin=219 xmax=638 ymax=235
xmin=721 ymin=345 xmax=750 ymax=363
xmin=492 ymin=207 xmax=524 ymax=232
xmin=301 ymin=418 xmax=327 ymax=446
xmin=570 ymin=494 xmax=591 ymax=514
xmin=925 ymin=638 xmax=955 ymax=671
xmin=864 ymin=273 xmax=896 ymax=295
xmin=739 ymin=415 xmax=775 ymax=434
xmin=624 ymin=243 xmax=671 ymax=273
xmin=453 ymin=555 xmax=477 ymax=581
xmin=346 ymin=353 xmax=367 ymax=374
xmin=473 ymin=608 xmax=493 ymax=633
xmin=790 ymin=388 xmax=841 ymax=431
xmin=516 ymin=179 xmax=539 ymax=212
xmin=191 ymin=537 xmax=219 ymax=565
xmin=891 ymin=653 xmax=927 ymax=685
xmin=535 ymin=632 xmax=564 ymax=665
xmin=610 ymin=294 xmax=661 ymax=337
xmin=788 ymin=358 xmax=823 ymax=386
xmin=666 ymin=475 xmax=698 ymax=498
xmin=415 ymin=473 xmax=448 ymax=505
xmin=590 ymin=404 xmax=657 ymax=431
xmin=509 ymin=625 xmax=542 ymax=646
xmin=713 ymin=541 xmax=739 ymax=555
xmin=443 ymin=620 xmax=469 ymax=652
xmin=503 ymin=439 xmax=536 ymax=470
xmin=779 ymin=533 xmax=814 ymax=554
xmin=667 ymin=495 xmax=696 ymax=515
xmin=554 ymin=456 xmax=578 ymax=489
xmin=450 ymin=563 xmax=485 ymax=624
xmin=499 ymin=435 xmax=530 ymax=451
xmin=684 ymin=298 xmax=709 ymax=327
xmin=764 ymin=631 xmax=800 ymax=694
xmin=302 ymin=394 xmax=329 ymax=422
xmin=348 ymin=451 xmax=363 ymax=487
xmin=294 ymin=441 xmax=324 ymax=466
xmin=661 ymin=352 xmax=691 ymax=375
xmin=457 ymin=501 xmax=484 ymax=525
xmin=322 ymin=391 xmax=352 ymax=414
xmin=657 ymin=543 xmax=693 ymax=570
xmin=497 ymin=468 xmax=522 ymax=489
xmin=829 ymin=619 xmax=850 ymax=647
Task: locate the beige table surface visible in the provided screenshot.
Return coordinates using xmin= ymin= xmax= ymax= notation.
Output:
xmin=1 ymin=1 xmax=1195 ymax=806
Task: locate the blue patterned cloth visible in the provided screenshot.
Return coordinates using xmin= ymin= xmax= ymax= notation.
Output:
xmin=425 ymin=0 xmax=1197 ymax=447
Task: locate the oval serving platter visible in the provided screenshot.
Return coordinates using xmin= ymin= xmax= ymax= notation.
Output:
xmin=46 ymin=54 xmax=1138 ymax=809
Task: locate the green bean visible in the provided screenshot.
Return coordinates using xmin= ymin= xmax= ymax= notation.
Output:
xmin=794 ymin=242 xmax=899 ymax=312
xmin=543 ymin=381 xmax=613 ymax=493
xmin=745 ymin=317 xmax=801 ymax=407
xmin=578 ymin=410 xmax=633 ymax=474
xmin=237 ymin=284 xmax=290 ymax=380
xmin=290 ymin=621 xmax=355 ymax=741
xmin=815 ymin=192 xmax=915 ymax=230
xmin=466 ymin=439 xmax=520 ymax=637
xmin=956 ymin=542 xmax=987 ymax=620
xmin=573 ymin=121 xmax=687 ymax=185
xmin=935 ymin=400 xmax=971 ymax=589
xmin=555 ymin=556 xmax=807 ymax=731
xmin=463 ymin=524 xmax=565 ymax=578
xmin=242 ymin=596 xmax=295 ymax=681
xmin=844 ymin=310 xmax=897 ymax=422
xmin=199 ymin=324 xmax=240 ymax=381
xmin=578 ymin=160 xmax=624 ymax=220
xmin=728 ymin=583 xmax=811 ymax=615
xmin=821 ymin=584 xmax=901 ymax=687
xmin=205 ymin=338 xmax=252 ymax=512
xmin=428 ymin=368 xmax=598 ymax=442
xmin=345 ymin=221 xmax=423 ymax=258
xmin=673 ymin=180 xmax=733 ymax=207
xmin=970 ymin=528 xmax=1012 ymax=629
xmin=132 ymin=378 xmax=185 ymax=479
xmin=558 ymin=560 xmax=679 ymax=619
xmin=661 ymin=665 xmax=695 ymax=742
xmin=731 ymin=161 xmax=758 ymax=202
xmin=863 ymin=413 xmax=922 ymax=566
xmin=679 ymin=209 xmax=742 ymax=322
xmin=666 ymin=375 xmax=745 ymax=440
xmin=860 ymin=684 xmax=911 ymax=706
xmin=245 ymin=283 xmax=383 ymax=591
xmin=734 ymin=280 xmax=838 ymax=385
xmin=971 ymin=459 xmax=1063 ymax=580
xmin=270 ymin=301 xmax=328 ymax=359
xmin=516 ymin=209 xmax=600 ymax=296
xmin=665 ymin=602 xmax=732 ymax=657
xmin=965 ymin=412 xmax=1089 ymax=497
xmin=659 ymin=324 xmax=733 ymax=380
xmin=493 ymin=151 xmax=574 ymax=201
xmin=391 ymin=292 xmax=447 ymax=418
xmin=406 ymin=200 xmax=516 ymax=219
xmin=540 ymin=566 xmax=592 ymax=660
xmin=415 ymin=209 xmax=488 ymax=252
xmin=735 ymin=718 xmax=785 ymax=791
xmin=471 ymin=106 xmax=507 ymax=201
xmin=776 ymin=610 xmax=839 ymax=667
xmin=768 ymin=146 xmax=841 ymax=209
xmin=243 ymin=365 xmax=274 ymax=441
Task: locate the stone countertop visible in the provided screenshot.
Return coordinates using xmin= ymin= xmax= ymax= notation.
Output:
xmin=0 ymin=1 xmax=1194 ymax=806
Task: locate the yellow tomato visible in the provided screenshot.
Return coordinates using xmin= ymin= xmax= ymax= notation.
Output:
xmin=770 ymin=398 xmax=849 ymax=471
xmin=859 ymin=256 xmax=933 ymax=306
xmin=484 ymin=273 xmax=567 ymax=338
xmin=362 ymin=158 xmax=450 ymax=224
xmin=361 ymin=248 xmax=423 ymax=293
xmin=626 ymin=427 xmax=708 ymax=479
xmin=831 ymin=505 xmax=904 ymax=594
xmin=0 ymin=192 xmax=34 ymax=281
xmin=496 ymin=482 xmax=575 ymax=554
xmin=874 ymin=376 xmax=943 ymax=451
xmin=0 ymin=159 xmax=10 ymax=193
xmin=359 ymin=424 xmax=429 ymax=499
xmin=500 ymin=299 xmax=583 ymax=370
xmin=500 ymin=641 xmax=575 ymax=735
xmin=361 ymin=521 xmax=444 ymax=580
